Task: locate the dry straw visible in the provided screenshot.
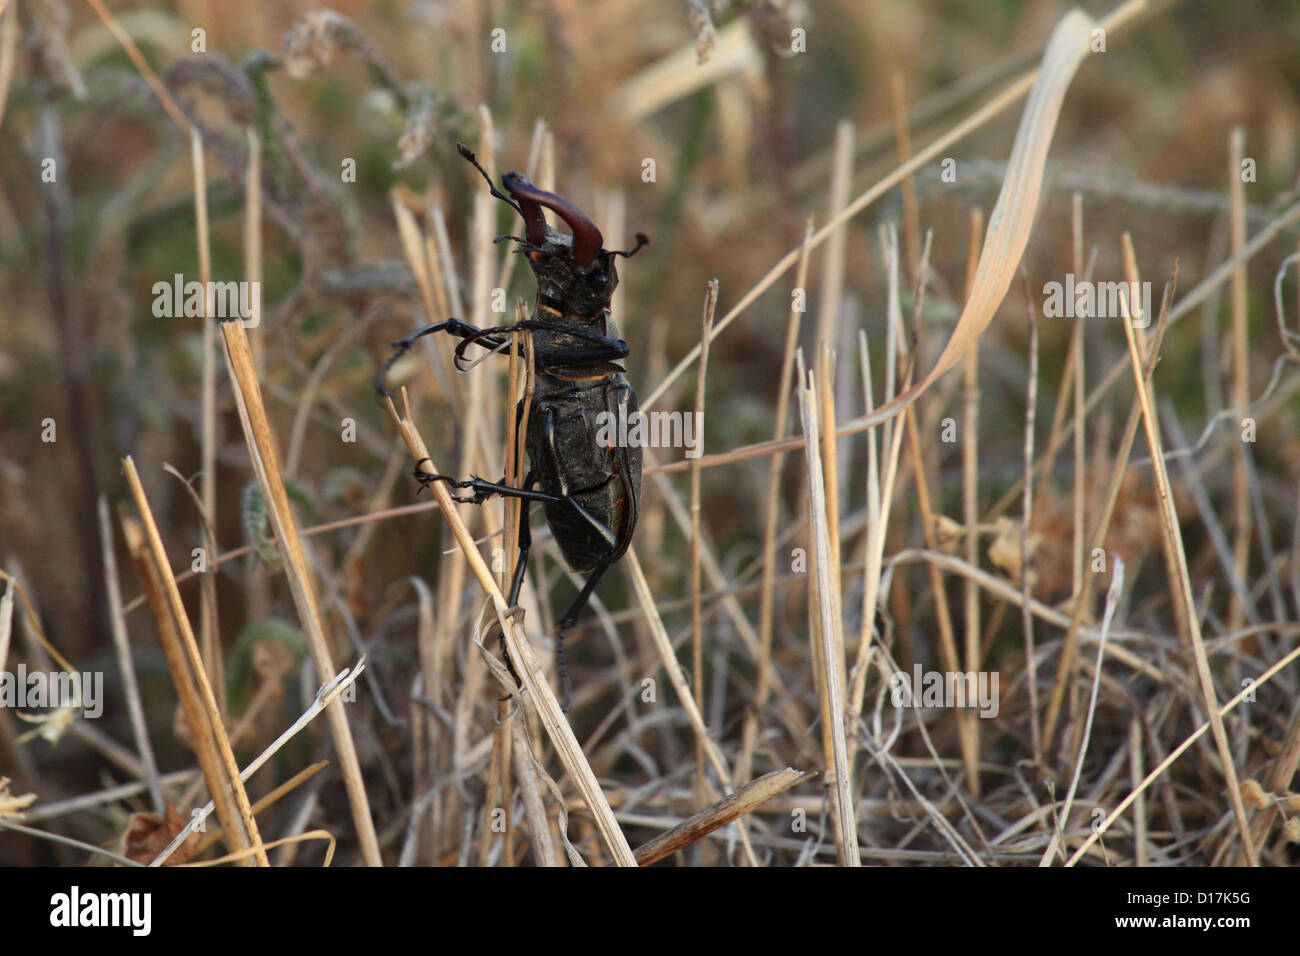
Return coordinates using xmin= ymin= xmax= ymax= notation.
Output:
xmin=219 ymin=321 xmax=383 ymax=866
xmin=798 ymin=361 xmax=859 ymax=867
xmin=122 ymin=457 xmax=266 ymax=866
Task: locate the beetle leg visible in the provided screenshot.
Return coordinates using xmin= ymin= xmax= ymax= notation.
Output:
xmin=375 ymin=317 xmax=501 ymax=397
xmin=506 ymin=472 xmax=535 ymax=608
xmin=557 ymin=556 xmax=613 ymax=633
xmin=413 ymin=457 xmax=542 ymax=696
xmin=480 ymin=605 xmax=526 ymax=699
xmin=410 ymin=462 xmax=481 ymax=503
xmin=553 ymin=555 xmax=614 ymax=712
xmin=417 ymin=472 xmax=566 ymax=507
xmin=539 ymin=342 xmax=629 ymax=365
xmin=449 ymin=321 xmax=629 ymax=368
xmin=384 ymin=319 xmax=628 ymax=379
xmin=495 ymin=479 xmax=536 ymax=699
xmin=497 ymin=605 xmax=525 ymax=697
xmin=517 ymin=320 xmax=629 ymax=362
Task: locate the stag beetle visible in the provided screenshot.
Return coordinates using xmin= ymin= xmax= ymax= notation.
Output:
xmin=376 ymin=142 xmax=648 ymax=709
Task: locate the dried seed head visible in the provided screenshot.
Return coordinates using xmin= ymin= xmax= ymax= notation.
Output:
xmin=1240 ymin=779 xmax=1269 ymax=809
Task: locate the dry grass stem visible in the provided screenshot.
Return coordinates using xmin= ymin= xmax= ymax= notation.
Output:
xmin=633 ymin=768 xmax=811 ymax=866
xmin=219 ymin=322 xmax=382 ymax=865
xmin=122 ymin=457 xmax=266 ymax=866
xmin=1117 ymin=287 xmax=1256 ymax=864
xmin=690 ymin=280 xmax=719 ymax=815
xmin=97 ymin=498 xmax=163 ymax=814
xmin=798 ymin=364 xmax=859 ymax=867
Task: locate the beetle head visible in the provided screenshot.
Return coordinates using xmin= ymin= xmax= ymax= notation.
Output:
xmin=456 ymin=143 xmax=647 ymax=320
xmin=501 ymin=171 xmax=623 ymax=318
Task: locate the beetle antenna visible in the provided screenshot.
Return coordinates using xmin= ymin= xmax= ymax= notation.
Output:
xmin=611 ymin=232 xmax=650 ymax=258
xmin=456 ymin=142 xmax=523 ymax=216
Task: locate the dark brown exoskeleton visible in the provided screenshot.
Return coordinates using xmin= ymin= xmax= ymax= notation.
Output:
xmin=376 ymin=143 xmax=648 ymax=709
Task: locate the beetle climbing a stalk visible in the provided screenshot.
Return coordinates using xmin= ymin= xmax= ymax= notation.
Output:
xmin=376 ymin=142 xmax=649 ymax=710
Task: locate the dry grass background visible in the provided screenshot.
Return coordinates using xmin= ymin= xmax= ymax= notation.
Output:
xmin=1 ymin=0 xmax=1299 ymax=866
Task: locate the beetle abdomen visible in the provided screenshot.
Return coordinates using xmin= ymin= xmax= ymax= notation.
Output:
xmin=527 ymin=372 xmax=641 ymax=573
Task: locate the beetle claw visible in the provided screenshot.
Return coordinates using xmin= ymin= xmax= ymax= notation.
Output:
xmin=412 ymin=464 xmax=474 ymax=500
